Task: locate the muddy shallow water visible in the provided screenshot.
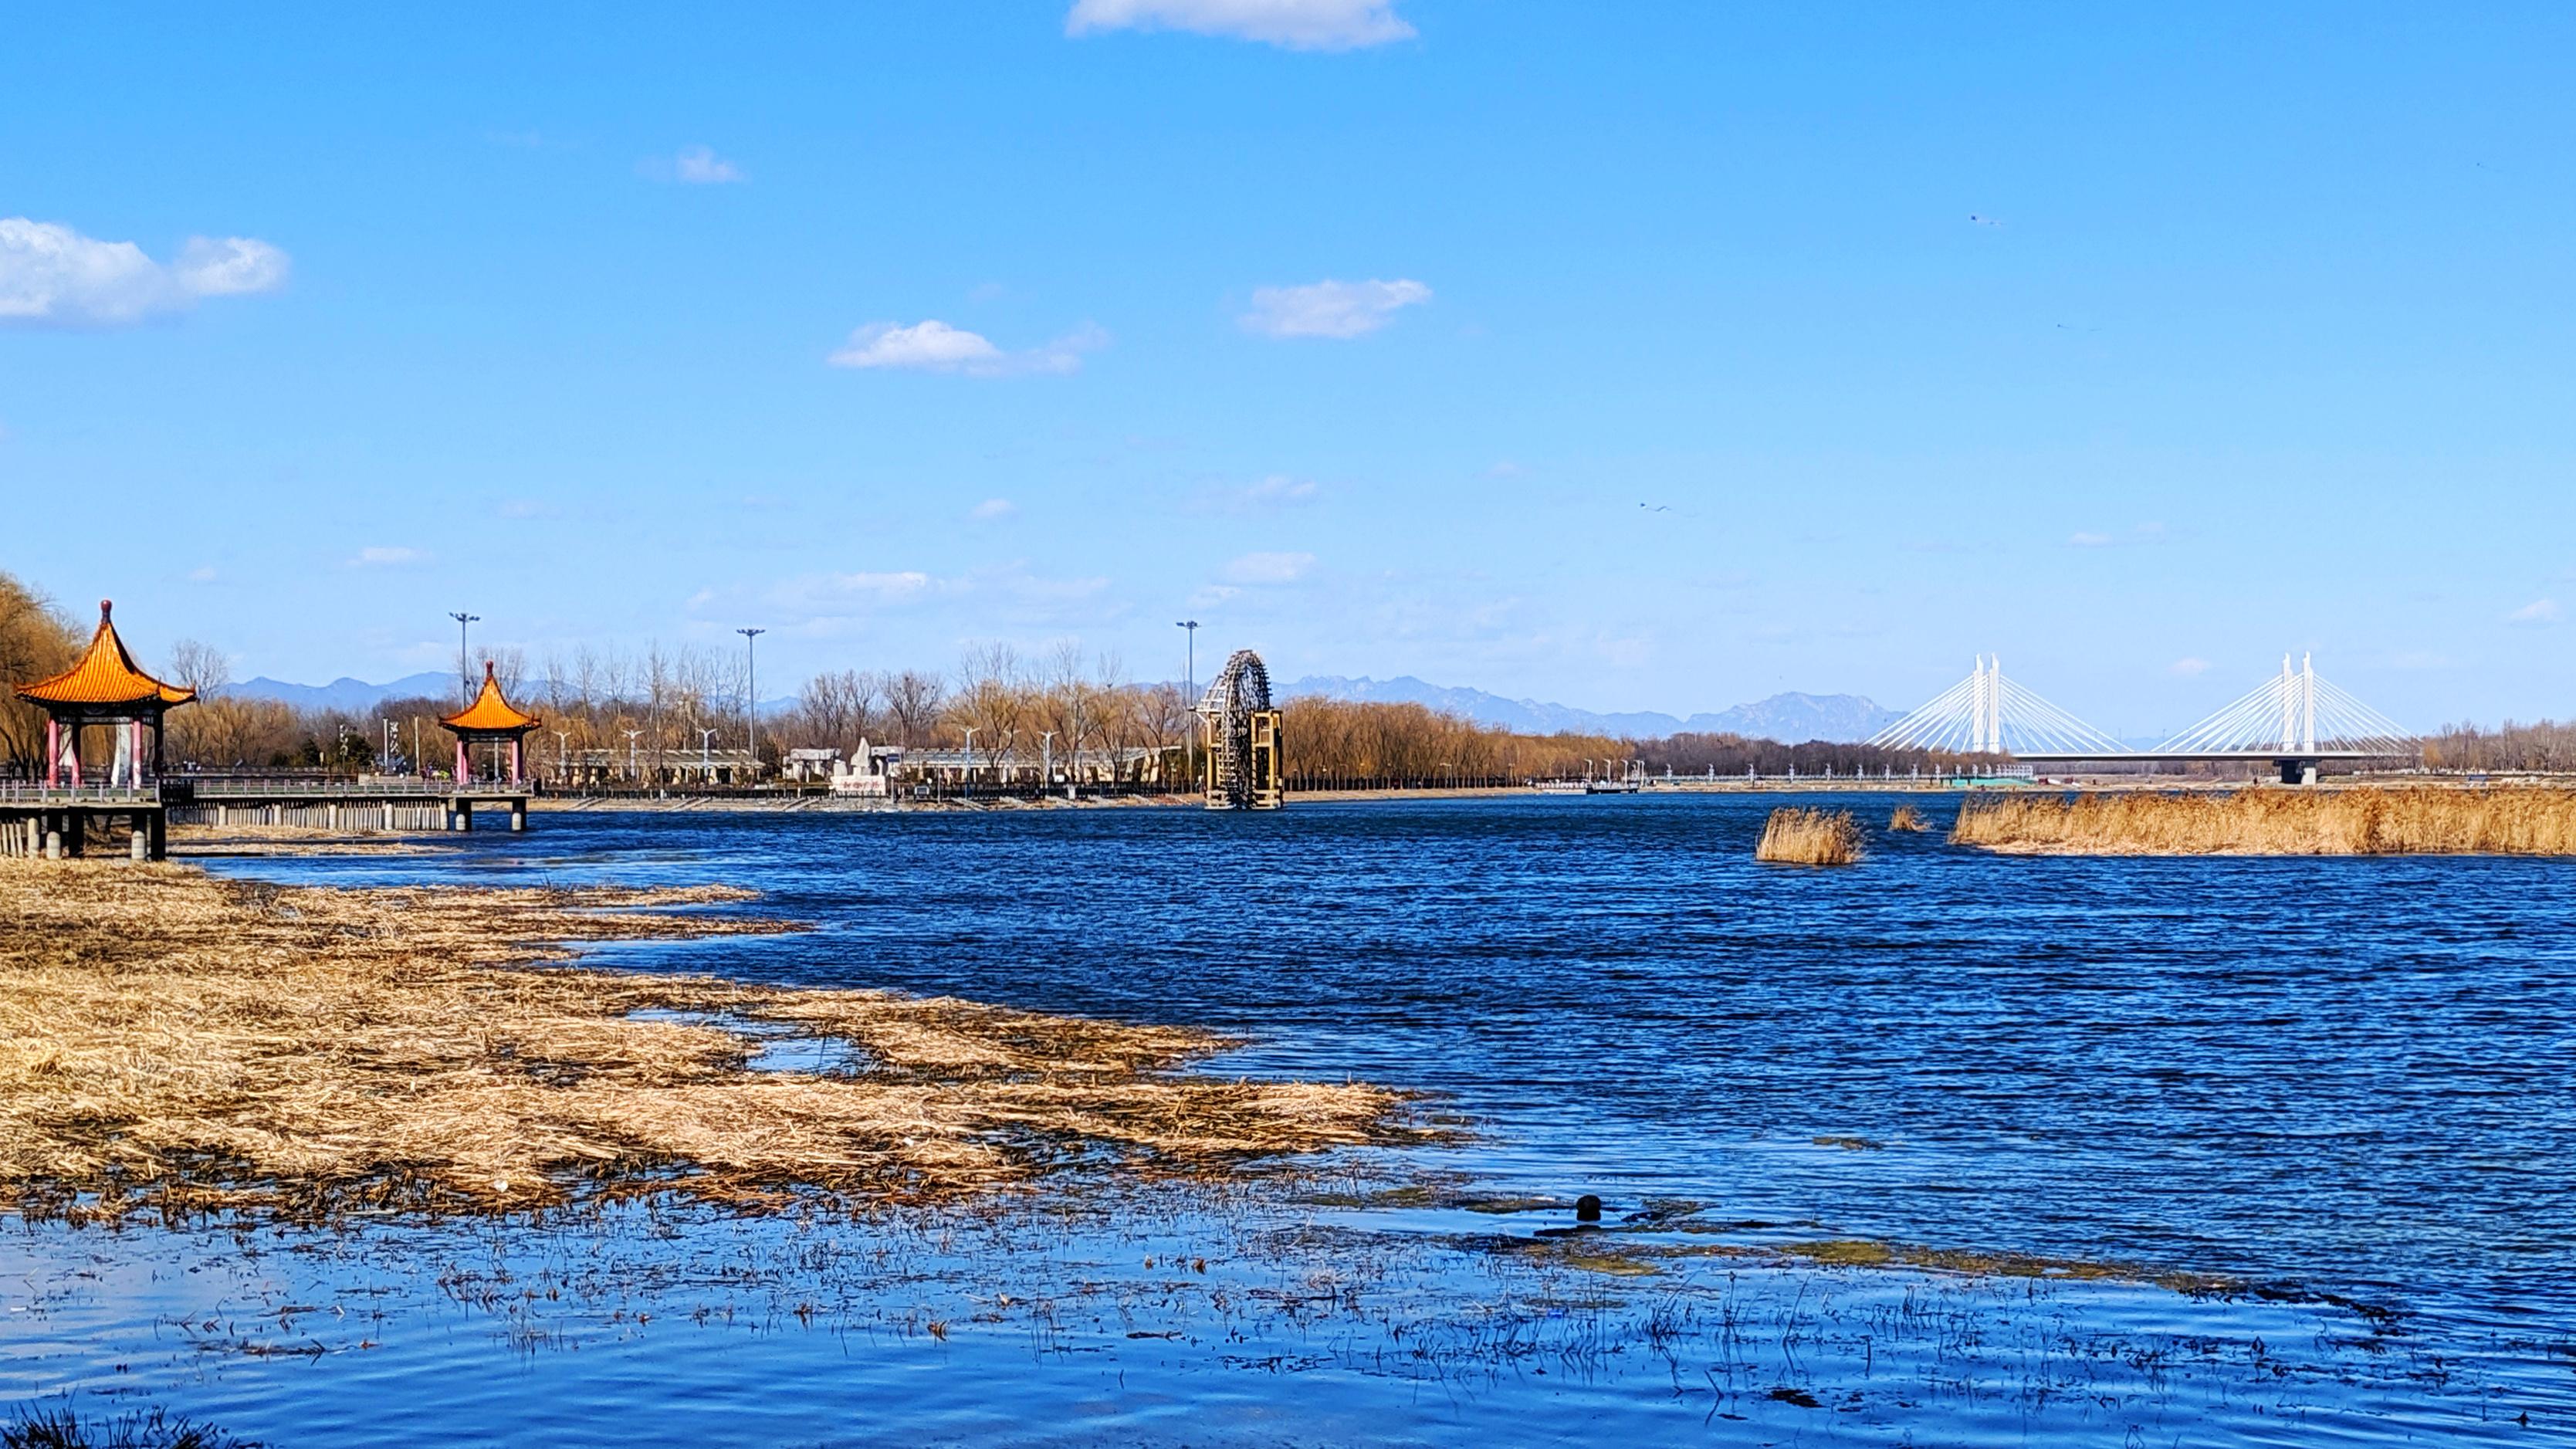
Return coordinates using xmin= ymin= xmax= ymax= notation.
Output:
xmin=5 ymin=793 xmax=2571 ymax=1443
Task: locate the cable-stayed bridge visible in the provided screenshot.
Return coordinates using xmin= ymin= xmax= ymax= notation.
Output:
xmin=1868 ymin=655 xmax=2417 ymax=783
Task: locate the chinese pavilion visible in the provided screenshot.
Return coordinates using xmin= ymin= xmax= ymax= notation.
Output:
xmin=438 ymin=662 xmax=540 ymax=786
xmin=15 ymin=600 xmax=195 ymax=789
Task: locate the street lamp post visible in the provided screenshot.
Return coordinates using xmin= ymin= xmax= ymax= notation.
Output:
xmin=699 ymin=726 xmax=716 ymax=783
xmin=736 ymin=628 xmax=766 ymax=781
xmin=1175 ymin=619 xmax=1199 ymax=791
xmin=553 ymin=730 xmax=570 ymax=786
xmin=624 ymin=729 xmax=642 ymax=783
xmin=1040 ymin=730 xmax=1055 ymax=787
xmin=448 ymin=612 xmax=480 ymax=705
xmin=962 ymin=726 xmax=978 ymax=790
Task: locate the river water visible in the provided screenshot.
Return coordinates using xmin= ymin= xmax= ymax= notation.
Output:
xmin=4 ymin=794 xmax=2570 ymax=1444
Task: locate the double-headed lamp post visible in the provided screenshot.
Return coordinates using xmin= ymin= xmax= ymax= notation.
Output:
xmin=1176 ymin=619 xmax=1200 ymax=789
xmin=736 ymin=628 xmax=766 ymax=778
xmin=449 ymin=612 xmax=480 ymax=705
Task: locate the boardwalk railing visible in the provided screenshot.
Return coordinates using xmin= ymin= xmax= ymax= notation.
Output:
xmin=182 ymin=777 xmax=523 ymax=798
xmin=0 ymin=782 xmax=161 ymax=805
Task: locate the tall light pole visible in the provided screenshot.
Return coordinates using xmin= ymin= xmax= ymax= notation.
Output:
xmin=1176 ymin=619 xmax=1200 ymax=792
xmin=1175 ymin=620 xmax=1200 ymax=701
xmin=449 ymin=612 xmax=480 ymax=704
xmin=553 ymin=729 xmax=570 ymax=785
xmin=736 ymin=628 xmax=765 ymax=779
xmin=699 ymin=726 xmax=717 ymax=781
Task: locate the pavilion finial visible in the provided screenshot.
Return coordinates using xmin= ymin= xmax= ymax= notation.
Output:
xmin=100 ymin=599 xmax=113 ymax=621
xmin=485 ymin=659 xmax=497 ymax=679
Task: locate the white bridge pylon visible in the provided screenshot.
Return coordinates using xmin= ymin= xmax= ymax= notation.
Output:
xmin=1867 ymin=652 xmax=2418 ymax=760
xmin=2159 ymin=652 xmax=2413 ymax=757
xmin=1867 ymin=656 xmax=2126 ymax=756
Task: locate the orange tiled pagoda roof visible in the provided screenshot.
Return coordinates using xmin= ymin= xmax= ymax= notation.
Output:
xmin=15 ymin=601 xmax=196 ymax=711
xmin=440 ymin=662 xmax=540 ymax=734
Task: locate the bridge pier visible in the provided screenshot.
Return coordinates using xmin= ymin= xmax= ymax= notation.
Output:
xmin=2278 ymin=758 xmax=2320 ymax=786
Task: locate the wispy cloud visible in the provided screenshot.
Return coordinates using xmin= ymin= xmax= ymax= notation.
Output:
xmin=1241 ymin=278 xmax=1430 ymax=339
xmin=675 ymin=144 xmax=744 ymax=184
xmin=2168 ymin=656 xmax=2211 ymax=677
xmin=2 ymin=218 xmax=289 ymax=328
xmin=1224 ymin=550 xmax=1317 ymax=584
xmin=969 ymin=498 xmax=1018 ymax=523
xmin=186 ymin=566 xmax=218 ymax=584
xmin=2507 ymin=598 xmax=2561 ymax=626
xmin=349 ymin=546 xmax=428 ymax=567
xmin=1065 ymin=0 xmax=1413 ymax=50
xmin=828 ymin=319 xmax=1109 ymax=376
xmin=1195 ymin=474 xmax=1319 ymax=513
xmin=2067 ymin=522 xmax=2170 ymax=549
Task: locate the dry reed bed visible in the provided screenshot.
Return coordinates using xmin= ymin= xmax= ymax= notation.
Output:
xmin=1951 ymin=786 xmax=2576 ymax=855
xmin=0 ymin=864 xmax=1403 ymax=1220
xmin=1755 ymin=807 xmax=1863 ymax=865
xmin=1887 ymin=804 xmax=1929 ymax=832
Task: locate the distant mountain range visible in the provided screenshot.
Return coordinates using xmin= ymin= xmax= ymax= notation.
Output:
xmin=1282 ymin=675 xmax=1900 ymax=743
xmin=230 ymin=672 xmax=457 ymax=712
xmin=229 ymin=669 xmax=1897 ymax=744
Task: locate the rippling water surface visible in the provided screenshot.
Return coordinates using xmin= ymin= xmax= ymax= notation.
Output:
xmin=6 ymin=793 xmax=2571 ymax=1444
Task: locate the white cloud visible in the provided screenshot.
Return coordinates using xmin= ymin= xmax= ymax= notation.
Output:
xmin=1065 ymin=0 xmax=1413 ymax=49
xmin=186 ymin=565 xmax=218 ymax=584
xmin=2168 ymin=656 xmax=2210 ymax=677
xmin=0 ymin=218 xmax=289 ymax=327
xmin=970 ymin=498 xmax=1018 ymax=522
xmin=1224 ymin=550 xmax=1317 ymax=584
xmin=496 ymin=499 xmax=559 ymax=520
xmin=350 ymin=546 xmax=428 ymax=567
xmin=2507 ymin=598 xmax=2561 ymax=626
xmin=674 ymin=144 xmax=745 ymax=184
xmin=2067 ymin=531 xmax=2113 ymax=547
xmin=828 ymin=319 xmax=1108 ymax=376
xmin=1241 ymin=278 xmax=1430 ymax=339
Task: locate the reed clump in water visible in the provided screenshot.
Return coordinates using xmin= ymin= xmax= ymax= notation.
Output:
xmin=1951 ymin=786 xmax=2576 ymax=855
xmin=1887 ymin=804 xmax=1929 ymax=832
xmin=1755 ymin=808 xmax=1863 ymax=865
xmin=0 ymin=863 xmax=1406 ymax=1220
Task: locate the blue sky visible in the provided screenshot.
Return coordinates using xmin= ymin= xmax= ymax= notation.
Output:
xmin=4 ymin=2 xmax=2570 ymax=733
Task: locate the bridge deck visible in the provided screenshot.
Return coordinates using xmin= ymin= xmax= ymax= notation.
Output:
xmin=2012 ymin=750 xmax=2392 ymax=763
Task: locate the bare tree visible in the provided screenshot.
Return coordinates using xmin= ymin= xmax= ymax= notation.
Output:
xmin=882 ymin=669 xmax=946 ymax=748
xmin=166 ymin=638 xmax=232 ymax=696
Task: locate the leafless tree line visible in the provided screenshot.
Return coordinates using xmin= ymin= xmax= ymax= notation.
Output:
xmin=2421 ymin=720 xmax=2576 ymax=774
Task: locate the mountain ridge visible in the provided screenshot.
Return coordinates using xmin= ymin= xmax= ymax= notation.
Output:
xmin=1281 ymin=675 xmax=1899 ymax=743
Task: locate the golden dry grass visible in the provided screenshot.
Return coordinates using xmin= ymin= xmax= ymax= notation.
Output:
xmin=1755 ymin=807 xmax=1863 ymax=865
xmin=0 ymin=863 xmax=1404 ymax=1220
xmin=1887 ymin=804 xmax=1929 ymax=832
xmin=1951 ymin=786 xmax=2576 ymax=855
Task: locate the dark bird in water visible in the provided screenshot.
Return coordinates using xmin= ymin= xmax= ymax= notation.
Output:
xmin=1969 ymin=214 xmax=2004 ymax=226
xmin=1640 ymin=503 xmax=1673 ymax=513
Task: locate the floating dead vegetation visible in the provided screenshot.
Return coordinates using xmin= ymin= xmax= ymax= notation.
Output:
xmin=1754 ymin=807 xmax=1863 ymax=865
xmin=1951 ymin=786 xmax=2576 ymax=856
xmin=0 ymin=863 xmax=1410 ymax=1222
xmin=1886 ymin=804 xmax=1930 ymax=832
